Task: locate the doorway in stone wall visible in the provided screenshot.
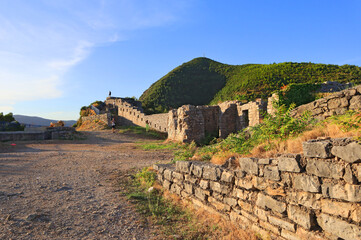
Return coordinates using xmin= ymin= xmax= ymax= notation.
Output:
xmin=242 ymin=110 xmax=249 ymax=128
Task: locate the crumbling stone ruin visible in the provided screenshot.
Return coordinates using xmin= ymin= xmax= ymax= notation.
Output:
xmin=154 ymin=137 xmax=361 ymax=240
xmin=86 ymin=84 xmax=361 ymax=143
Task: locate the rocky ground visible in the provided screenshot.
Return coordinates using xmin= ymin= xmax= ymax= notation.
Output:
xmin=0 ymin=131 xmax=172 ymax=240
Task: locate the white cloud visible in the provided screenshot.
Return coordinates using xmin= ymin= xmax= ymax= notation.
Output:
xmin=0 ymin=0 xmax=189 ymax=112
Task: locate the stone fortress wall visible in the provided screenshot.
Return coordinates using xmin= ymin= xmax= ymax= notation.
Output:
xmin=99 ymin=83 xmax=361 ymax=143
xmin=154 ymin=137 xmax=361 ymax=240
xmin=105 ymin=97 xmax=169 ymax=133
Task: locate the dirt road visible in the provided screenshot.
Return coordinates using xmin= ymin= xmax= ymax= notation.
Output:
xmin=0 ymin=131 xmax=172 ymax=240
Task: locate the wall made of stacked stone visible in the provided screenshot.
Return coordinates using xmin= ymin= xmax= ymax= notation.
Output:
xmin=291 ymin=85 xmax=361 ymax=120
xmin=154 ymin=138 xmax=361 ymax=240
xmin=81 ymin=113 xmax=111 ymax=126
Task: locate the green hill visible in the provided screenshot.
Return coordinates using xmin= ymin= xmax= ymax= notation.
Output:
xmin=139 ymin=57 xmax=361 ymax=114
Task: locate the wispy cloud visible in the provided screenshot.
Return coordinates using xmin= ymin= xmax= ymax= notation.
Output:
xmin=0 ymin=0 xmax=189 ymax=113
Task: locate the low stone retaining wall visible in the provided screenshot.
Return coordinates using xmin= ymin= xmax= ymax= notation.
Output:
xmin=154 ymin=138 xmax=361 ymax=240
xmin=0 ymin=127 xmax=76 ymax=141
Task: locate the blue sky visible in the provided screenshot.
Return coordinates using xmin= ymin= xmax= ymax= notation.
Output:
xmin=0 ymin=0 xmax=360 ymax=120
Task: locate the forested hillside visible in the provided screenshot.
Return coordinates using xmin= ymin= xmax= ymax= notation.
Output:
xmin=140 ymin=57 xmax=361 ymax=114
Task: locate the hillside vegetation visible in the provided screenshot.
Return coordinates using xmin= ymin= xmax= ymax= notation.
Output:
xmin=140 ymin=57 xmax=361 ymax=114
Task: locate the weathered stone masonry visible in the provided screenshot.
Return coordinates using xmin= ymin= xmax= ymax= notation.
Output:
xmin=154 ymin=138 xmax=361 ymax=240
xmin=105 ymin=97 xmax=169 ymax=133
xmin=100 ymin=84 xmax=361 ymax=143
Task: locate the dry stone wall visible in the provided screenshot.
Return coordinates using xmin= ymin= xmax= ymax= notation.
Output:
xmin=81 ymin=113 xmax=111 ymax=126
xmin=167 ymin=99 xmax=267 ymax=143
xmin=105 ymin=97 xmax=168 ymax=133
xmin=291 ymin=85 xmax=361 ymax=120
xmin=154 ymin=138 xmax=361 ymax=240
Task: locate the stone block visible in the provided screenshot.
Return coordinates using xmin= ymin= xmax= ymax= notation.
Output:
xmin=306 ymin=159 xmax=344 ymax=179
xmin=175 ymin=161 xmax=191 ymax=173
xmin=224 ymin=197 xmax=237 ymax=207
xmin=317 ymin=213 xmax=361 ymax=240
xmin=230 ymin=210 xmax=251 ymax=227
xmin=238 ymin=157 xmax=259 ymax=176
xmin=184 ymin=183 xmax=193 ymax=194
xmin=170 ymin=183 xmax=182 ymax=195
xmin=164 ymin=169 xmax=173 ymax=181
xmin=212 ymin=192 xmax=224 ymax=201
xmin=286 ymin=191 xmax=321 ymax=210
xmin=184 ymin=174 xmax=197 ymax=184
xmin=254 ymin=206 xmax=268 ymax=222
xmin=259 ymin=220 xmax=280 ymax=234
xmin=268 ymin=215 xmax=296 ymax=232
xmin=157 ymin=174 xmax=163 ymax=182
xmin=322 ymin=182 xmax=361 ymax=202
xmin=202 ymin=164 xmax=222 ymax=181
xmin=296 ymin=227 xmax=325 ymax=240
xmin=350 ymin=95 xmax=361 ymax=110
xmin=191 ymin=163 xmax=203 ymax=178
xmin=235 ymin=176 xmax=253 ymax=190
xmin=163 ymin=179 xmax=171 ymax=190
xmin=278 ymin=156 xmax=301 ymax=172
xmin=294 ymin=174 xmax=320 ymax=193
xmin=287 ymin=205 xmax=316 ymax=230
xmin=195 ymin=187 xmax=208 ymax=201
xmin=256 ymin=193 xmax=286 ymax=214
xmin=199 ymin=179 xmax=209 ymax=190
xmin=327 ymin=97 xmax=349 ymax=109
xmin=264 ymin=165 xmax=280 ymax=181
xmin=252 ymin=176 xmax=269 ymax=191
xmin=321 ymin=199 xmax=353 ymax=219
xmin=351 ymin=206 xmax=361 ymax=223
xmin=240 ymin=210 xmax=258 ymax=223
xmin=208 ymin=196 xmax=231 ymax=212
xmin=210 ymin=181 xmax=230 ymax=194
xmin=303 ymin=140 xmax=332 ymax=158
xmin=344 ymin=165 xmax=357 ymax=184
xmin=233 ymin=188 xmax=248 ymax=200
xmin=331 ymin=142 xmax=361 ymax=163
xmin=258 ymin=158 xmax=270 ymax=165
xmin=238 ymin=200 xmax=253 ymax=212
xmin=221 ymin=170 xmax=235 ymax=183
xmin=172 ymin=171 xmax=184 ymax=181
xmin=281 ymin=229 xmax=301 ymax=240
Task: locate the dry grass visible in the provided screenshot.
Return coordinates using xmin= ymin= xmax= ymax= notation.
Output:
xmin=249 ymin=122 xmax=361 ymax=158
xmin=210 ymin=151 xmax=239 ymax=165
xmin=161 ymin=191 xmax=261 ymax=240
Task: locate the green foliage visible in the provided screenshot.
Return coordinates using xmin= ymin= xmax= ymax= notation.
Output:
xmin=217 ymin=104 xmax=314 ymax=154
xmin=140 ymin=142 xmax=180 ymax=150
xmin=277 ymin=83 xmax=321 ymax=107
xmin=0 ymin=112 xmax=15 ymax=122
xmin=0 ymin=112 xmax=24 ymax=131
xmin=173 ymin=141 xmax=197 ymax=163
xmin=328 ymin=110 xmax=361 ymax=132
xmin=118 ymin=125 xmax=166 ymax=139
xmin=140 ymin=57 xmax=361 ymax=114
xmin=135 ymin=167 xmax=157 ymax=188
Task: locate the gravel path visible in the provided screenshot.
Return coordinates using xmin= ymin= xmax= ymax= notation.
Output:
xmin=0 ymin=131 xmax=172 ymax=240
